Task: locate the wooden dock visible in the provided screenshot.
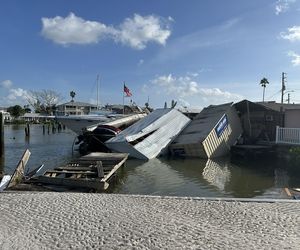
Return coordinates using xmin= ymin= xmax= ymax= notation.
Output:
xmin=30 ymin=152 xmax=128 ymax=192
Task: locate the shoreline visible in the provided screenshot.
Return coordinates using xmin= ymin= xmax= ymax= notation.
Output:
xmin=0 ymin=192 xmax=299 ymax=249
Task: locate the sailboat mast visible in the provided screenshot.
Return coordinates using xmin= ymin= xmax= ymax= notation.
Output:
xmin=97 ymin=74 xmax=99 ymax=109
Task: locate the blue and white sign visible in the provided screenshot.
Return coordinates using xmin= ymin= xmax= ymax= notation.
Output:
xmin=215 ymin=115 xmax=228 ymax=138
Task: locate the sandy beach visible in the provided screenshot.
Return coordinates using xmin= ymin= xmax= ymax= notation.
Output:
xmin=0 ymin=192 xmax=299 ymax=249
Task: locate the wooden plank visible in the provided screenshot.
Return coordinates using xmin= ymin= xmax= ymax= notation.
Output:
xmin=36 ymin=176 xmax=106 ymax=191
xmin=45 ymin=170 xmax=96 ymax=175
xmin=284 ymin=188 xmax=292 ymax=197
xmin=8 ymin=149 xmax=31 ymax=188
xmin=67 ymin=160 xmax=120 ymax=166
xmin=44 ymin=170 xmax=111 ymax=176
xmin=57 ymin=166 xmax=115 ymax=171
xmin=102 ymin=154 xmax=128 ymax=182
xmin=69 ymin=159 xmax=121 ymax=164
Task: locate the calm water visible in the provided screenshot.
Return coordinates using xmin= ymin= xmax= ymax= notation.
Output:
xmin=1 ymin=124 xmax=299 ymax=198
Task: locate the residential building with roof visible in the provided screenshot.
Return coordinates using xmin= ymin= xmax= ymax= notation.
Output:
xmin=56 ymin=101 xmax=98 ymax=116
xmin=0 ymin=107 xmax=12 ymax=122
xmin=257 ymin=101 xmax=300 ymax=128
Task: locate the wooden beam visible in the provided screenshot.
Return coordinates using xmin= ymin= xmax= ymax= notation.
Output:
xmin=8 ymin=149 xmax=31 ymax=188
xmin=284 ymin=188 xmax=292 ymax=197
xmin=102 ymin=154 xmax=128 ymax=182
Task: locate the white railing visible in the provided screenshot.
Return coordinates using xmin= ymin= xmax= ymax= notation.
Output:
xmin=276 ymin=126 xmax=300 ymax=145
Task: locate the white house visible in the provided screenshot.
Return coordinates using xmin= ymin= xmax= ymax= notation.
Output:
xmin=56 ymin=101 xmax=98 ymax=116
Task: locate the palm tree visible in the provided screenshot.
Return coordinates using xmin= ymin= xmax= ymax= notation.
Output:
xmin=70 ymin=91 xmax=76 ymax=102
xmin=260 ymin=78 xmax=269 ymax=102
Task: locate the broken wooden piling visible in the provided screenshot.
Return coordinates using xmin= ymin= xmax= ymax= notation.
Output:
xmin=7 ymin=149 xmax=31 ymax=189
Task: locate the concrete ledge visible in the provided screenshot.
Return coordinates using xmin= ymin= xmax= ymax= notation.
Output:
xmin=118 ymin=193 xmax=300 ymax=203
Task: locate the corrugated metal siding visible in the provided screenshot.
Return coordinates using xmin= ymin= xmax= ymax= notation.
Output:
xmin=134 ymin=112 xmax=190 ymax=159
xmin=106 ymin=108 xmax=191 ymax=160
xmin=203 ymin=106 xmax=242 ymax=158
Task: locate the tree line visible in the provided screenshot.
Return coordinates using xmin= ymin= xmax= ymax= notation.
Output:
xmin=7 ymin=89 xmax=63 ymax=118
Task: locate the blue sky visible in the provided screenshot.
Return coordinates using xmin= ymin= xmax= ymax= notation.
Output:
xmin=1 ymin=0 xmax=300 ymax=109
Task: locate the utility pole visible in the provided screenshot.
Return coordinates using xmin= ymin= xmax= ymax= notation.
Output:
xmin=281 ymin=72 xmax=286 ymax=104
xmin=287 ymin=93 xmax=290 ymax=104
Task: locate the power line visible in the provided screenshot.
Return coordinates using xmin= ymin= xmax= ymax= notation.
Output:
xmin=267 ymin=89 xmax=281 ymax=99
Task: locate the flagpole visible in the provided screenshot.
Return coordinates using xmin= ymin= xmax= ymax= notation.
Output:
xmin=123 ymin=81 xmax=125 ymax=115
xmin=97 ymin=74 xmax=99 ymax=109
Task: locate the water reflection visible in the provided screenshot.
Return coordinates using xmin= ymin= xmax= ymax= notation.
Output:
xmin=202 ymin=159 xmax=231 ymax=191
xmin=114 ymin=157 xmax=282 ymax=198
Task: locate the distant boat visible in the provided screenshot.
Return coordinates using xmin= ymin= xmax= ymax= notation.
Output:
xmin=105 ymin=108 xmax=191 ymax=160
xmin=56 ymin=112 xmax=119 ymax=135
xmin=56 ymin=106 xmax=147 ymax=135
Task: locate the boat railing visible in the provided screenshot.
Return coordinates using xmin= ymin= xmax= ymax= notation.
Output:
xmin=276 ymin=126 xmax=300 ymax=145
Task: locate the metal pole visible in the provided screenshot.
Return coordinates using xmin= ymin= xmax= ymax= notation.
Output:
xmin=281 ymin=72 xmax=286 ymax=104
xmin=0 ymin=112 xmax=3 ymax=157
xmin=97 ymin=74 xmax=99 ymax=109
xmin=123 ymin=82 xmax=125 ymax=115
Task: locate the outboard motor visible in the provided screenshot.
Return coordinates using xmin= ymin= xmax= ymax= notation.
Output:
xmin=78 ymin=125 xmax=121 ymax=155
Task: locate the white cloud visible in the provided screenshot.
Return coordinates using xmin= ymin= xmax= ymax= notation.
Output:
xmin=288 ymin=51 xmax=300 ymax=66
xmin=41 ymin=12 xmax=112 ymax=45
xmin=280 ymin=26 xmax=300 ymax=41
xmin=7 ymin=88 xmax=29 ymax=101
xmin=115 ymin=14 xmax=171 ymax=50
xmin=275 ymin=0 xmax=296 ymax=15
xmin=41 ymin=13 xmax=172 ymax=49
xmin=149 ymin=74 xmax=243 ymax=104
xmin=0 ymin=80 xmax=13 ymax=89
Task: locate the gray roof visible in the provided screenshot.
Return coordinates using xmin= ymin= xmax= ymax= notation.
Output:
xmin=257 ymin=101 xmax=300 ymax=112
xmin=58 ymin=101 xmax=97 ymax=107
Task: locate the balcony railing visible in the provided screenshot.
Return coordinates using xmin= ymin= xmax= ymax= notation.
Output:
xmin=276 ymin=126 xmax=300 ymax=145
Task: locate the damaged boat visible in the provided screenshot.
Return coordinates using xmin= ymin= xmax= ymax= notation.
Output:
xmin=76 ymin=113 xmax=147 ymax=154
xmin=105 ymin=108 xmax=191 ymax=160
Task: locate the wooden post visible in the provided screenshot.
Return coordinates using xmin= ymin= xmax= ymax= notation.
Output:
xmin=0 ymin=112 xmax=4 ymax=157
xmin=25 ymin=123 xmax=30 ymax=137
xmin=43 ymin=124 xmax=45 ymax=134
xmin=52 ymin=122 xmax=55 ymax=134
xmin=58 ymin=123 xmax=62 ymax=132
xmin=96 ymin=161 xmax=104 ymax=178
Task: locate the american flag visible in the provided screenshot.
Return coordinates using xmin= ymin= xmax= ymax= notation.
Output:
xmin=124 ymin=84 xmax=132 ymax=97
